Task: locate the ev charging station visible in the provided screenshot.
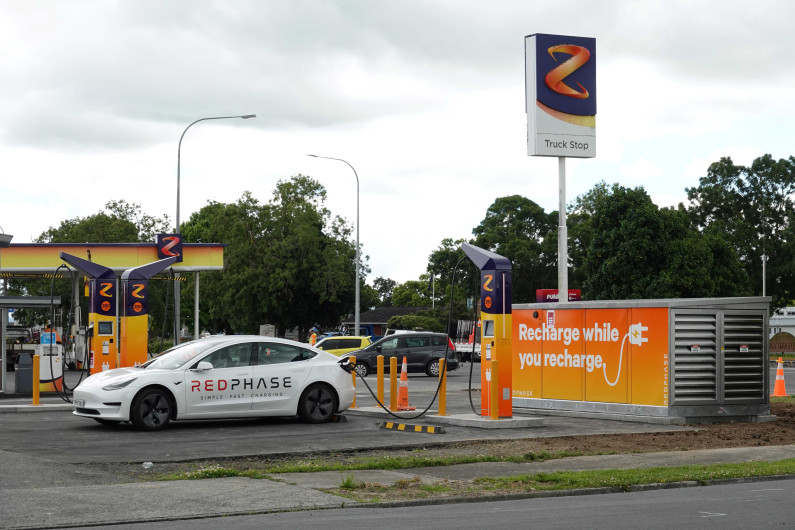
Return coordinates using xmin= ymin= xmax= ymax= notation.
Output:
xmin=59 ymin=252 xmax=118 ymax=374
xmin=462 ymin=243 xmax=513 ymax=418
xmin=120 ymin=256 xmax=176 ymax=367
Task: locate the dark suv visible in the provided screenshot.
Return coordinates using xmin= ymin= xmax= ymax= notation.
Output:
xmin=345 ymin=332 xmax=458 ymax=377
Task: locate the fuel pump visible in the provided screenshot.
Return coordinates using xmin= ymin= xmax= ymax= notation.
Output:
xmin=461 ymin=243 xmax=513 ymax=418
xmin=59 ymin=252 xmax=117 ymax=374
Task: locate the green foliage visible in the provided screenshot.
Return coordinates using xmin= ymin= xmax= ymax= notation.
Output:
xmin=578 ymin=184 xmax=749 ymax=300
xmin=372 ymin=277 xmax=397 ymax=306
xmin=685 ymin=154 xmax=795 ymax=305
xmin=472 ymin=195 xmax=557 ymax=303
xmin=181 ymin=175 xmax=363 ymax=338
xmin=386 ymin=314 xmax=445 ymax=333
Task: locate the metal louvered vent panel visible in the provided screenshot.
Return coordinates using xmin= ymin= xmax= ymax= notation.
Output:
xmin=672 ymin=312 xmax=718 ymax=405
xmin=722 ymin=312 xmax=765 ymax=402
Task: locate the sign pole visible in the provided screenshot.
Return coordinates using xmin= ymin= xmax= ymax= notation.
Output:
xmin=558 ymin=156 xmax=568 ymax=304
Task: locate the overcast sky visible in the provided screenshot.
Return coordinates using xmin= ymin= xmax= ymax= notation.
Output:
xmin=2 ymin=1 xmax=794 ymax=285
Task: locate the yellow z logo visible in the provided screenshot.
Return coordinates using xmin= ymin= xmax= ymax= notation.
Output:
xmin=132 ymin=284 xmax=145 ymax=299
xmin=99 ymin=282 xmax=113 ymax=297
xmin=483 ymin=274 xmax=494 ymax=292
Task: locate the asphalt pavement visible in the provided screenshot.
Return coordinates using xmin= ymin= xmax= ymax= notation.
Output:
xmin=0 ymin=365 xmax=793 ymax=529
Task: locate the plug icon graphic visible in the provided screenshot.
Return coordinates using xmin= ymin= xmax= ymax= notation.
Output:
xmin=629 ymin=323 xmax=648 ymax=346
xmin=485 ymin=368 xmax=491 ymax=382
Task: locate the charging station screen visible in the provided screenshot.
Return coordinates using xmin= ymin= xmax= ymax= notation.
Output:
xmin=483 ymin=320 xmax=495 ymax=337
xmin=97 ymin=321 xmax=113 ymax=336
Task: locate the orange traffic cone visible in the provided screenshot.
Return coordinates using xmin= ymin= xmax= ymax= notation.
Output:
xmin=397 ymin=356 xmax=416 ymax=411
xmin=772 ymin=357 xmax=788 ymax=397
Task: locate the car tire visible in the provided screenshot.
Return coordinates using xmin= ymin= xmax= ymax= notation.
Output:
xmin=130 ymin=387 xmax=173 ymax=431
xmin=354 ymin=362 xmax=370 ymax=377
xmin=298 ymin=383 xmax=338 ymax=424
xmin=93 ymin=418 xmax=121 ymax=426
xmin=426 ymin=359 xmax=441 ymax=377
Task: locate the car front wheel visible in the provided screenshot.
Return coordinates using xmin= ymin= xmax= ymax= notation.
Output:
xmin=130 ymin=388 xmax=173 ymax=431
xmin=298 ymin=383 xmax=338 ymax=423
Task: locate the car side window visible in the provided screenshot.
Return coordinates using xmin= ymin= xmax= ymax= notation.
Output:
xmin=201 ymin=344 xmax=251 ymax=369
xmin=255 ymin=343 xmax=317 ymax=364
xmin=380 ymin=337 xmax=400 ymax=351
xmin=405 ymin=336 xmax=430 ymax=348
xmin=432 ymin=336 xmax=446 ymax=347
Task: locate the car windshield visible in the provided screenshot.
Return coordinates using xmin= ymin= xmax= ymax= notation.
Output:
xmin=140 ymin=340 xmax=225 ymax=370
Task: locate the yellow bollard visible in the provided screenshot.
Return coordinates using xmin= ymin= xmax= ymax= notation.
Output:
xmin=32 ymin=354 xmax=41 ymax=406
xmin=349 ymin=356 xmax=357 ymax=408
xmin=490 ymin=359 xmax=499 ymax=420
xmin=377 ymin=355 xmax=384 ymax=405
xmin=389 ymin=356 xmax=398 ymax=412
xmin=438 ymin=358 xmax=447 ymax=416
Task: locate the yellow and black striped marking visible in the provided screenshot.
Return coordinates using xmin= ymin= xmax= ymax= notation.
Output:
xmin=380 ymin=422 xmax=445 ymax=434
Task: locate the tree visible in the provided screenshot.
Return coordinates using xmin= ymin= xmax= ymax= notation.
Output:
xmin=181 ymin=175 xmax=362 ymax=339
xmin=426 ymin=238 xmax=478 ymax=319
xmin=685 ymin=154 xmax=795 ymax=305
xmin=472 ymin=195 xmax=557 ymax=304
xmin=372 ymin=277 xmax=397 ymax=307
xmin=579 ymin=183 xmax=749 ymax=300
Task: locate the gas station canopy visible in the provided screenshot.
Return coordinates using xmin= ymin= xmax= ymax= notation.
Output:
xmin=0 ymin=242 xmax=225 ymax=278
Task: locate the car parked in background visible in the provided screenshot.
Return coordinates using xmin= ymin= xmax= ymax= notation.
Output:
xmin=342 ymin=332 xmax=458 ymax=377
xmin=315 ymin=335 xmax=372 ymax=356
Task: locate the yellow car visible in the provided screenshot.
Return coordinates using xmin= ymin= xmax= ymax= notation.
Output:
xmin=314 ymin=336 xmax=372 ymax=356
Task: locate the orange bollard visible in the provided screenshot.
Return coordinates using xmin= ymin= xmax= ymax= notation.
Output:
xmin=389 ymin=356 xmax=398 ymax=412
xmin=397 ymin=356 xmax=415 ymax=411
xmin=350 ymin=355 xmax=357 ymax=408
xmin=490 ymin=359 xmax=499 ymax=420
xmin=438 ymin=358 xmax=447 ymax=416
xmin=772 ymin=357 xmax=788 ymax=397
xmin=32 ymin=355 xmax=41 ymax=406
xmin=377 ymin=355 xmax=384 ymax=405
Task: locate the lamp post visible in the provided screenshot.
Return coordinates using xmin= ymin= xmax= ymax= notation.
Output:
xmin=175 ymin=114 xmax=256 ymax=343
xmin=307 ymin=155 xmax=360 ymax=337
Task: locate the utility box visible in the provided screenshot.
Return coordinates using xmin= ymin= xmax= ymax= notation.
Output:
xmin=511 ymin=297 xmax=771 ymax=423
xmin=14 ymin=352 xmax=32 ymax=394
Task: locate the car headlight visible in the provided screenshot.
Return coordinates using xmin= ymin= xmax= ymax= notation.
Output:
xmin=102 ymin=377 xmax=138 ymax=391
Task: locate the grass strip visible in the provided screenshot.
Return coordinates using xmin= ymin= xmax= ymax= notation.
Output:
xmin=474 ymin=458 xmax=795 ymax=492
xmin=154 ymin=450 xmax=587 ymax=480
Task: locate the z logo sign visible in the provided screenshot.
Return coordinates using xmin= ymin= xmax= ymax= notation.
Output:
xmin=160 ymin=236 xmax=181 ymax=257
xmin=483 ymin=274 xmax=494 ymax=292
xmin=545 ymin=45 xmax=591 ymax=99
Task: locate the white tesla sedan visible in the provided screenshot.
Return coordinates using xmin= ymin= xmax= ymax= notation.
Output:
xmin=73 ymin=335 xmax=355 ymax=430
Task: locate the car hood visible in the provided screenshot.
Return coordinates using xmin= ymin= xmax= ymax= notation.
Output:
xmin=77 ymin=367 xmax=173 ymax=388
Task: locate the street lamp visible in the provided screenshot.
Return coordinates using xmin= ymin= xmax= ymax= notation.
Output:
xmin=175 ymin=114 xmax=256 ymax=343
xmin=307 ymin=155 xmax=360 ymax=337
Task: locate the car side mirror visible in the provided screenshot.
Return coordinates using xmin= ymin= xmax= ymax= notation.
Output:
xmin=196 ymin=361 xmax=213 ymax=371
xmin=376 ymin=345 xmax=382 ymax=352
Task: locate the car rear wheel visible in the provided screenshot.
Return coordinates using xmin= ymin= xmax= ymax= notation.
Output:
xmin=426 ymin=359 xmax=441 ymax=377
xmin=298 ymin=383 xmax=338 ymax=423
xmin=131 ymin=388 xmax=173 ymax=431
xmin=354 ymin=362 xmax=370 ymax=377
